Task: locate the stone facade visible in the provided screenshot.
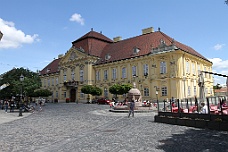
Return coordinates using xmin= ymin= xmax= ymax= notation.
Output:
xmin=40 ymin=27 xmax=213 ymax=103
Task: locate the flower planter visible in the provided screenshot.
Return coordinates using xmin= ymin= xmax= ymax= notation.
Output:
xmin=195 ymin=120 xmax=208 ymax=128
xmin=198 ymin=114 xmax=210 ymax=120
xmin=158 ymin=112 xmax=172 ymax=117
xmin=161 ymin=117 xmax=169 ymax=123
xmin=154 ymin=115 xmax=162 ymax=122
xmin=208 ymin=121 xmax=220 ymax=131
xmin=172 ymin=113 xmax=179 ymax=118
xmin=168 ymin=117 xmax=177 ymax=125
xmin=185 ymin=119 xmax=196 ymax=127
xmin=220 ymin=122 xmax=228 ymax=131
xmin=176 ymin=118 xmax=186 ymax=126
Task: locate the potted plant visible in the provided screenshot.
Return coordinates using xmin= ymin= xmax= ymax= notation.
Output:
xmin=66 ymin=98 xmax=70 ymax=103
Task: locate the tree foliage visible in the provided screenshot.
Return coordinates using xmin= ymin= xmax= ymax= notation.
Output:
xmin=109 ymin=83 xmax=132 ymax=96
xmin=0 ymin=68 xmax=41 ymax=99
xmin=213 ymin=83 xmax=222 ymax=90
xmin=81 ymin=85 xmax=102 ymax=96
xmin=31 ymin=89 xmax=53 ymax=97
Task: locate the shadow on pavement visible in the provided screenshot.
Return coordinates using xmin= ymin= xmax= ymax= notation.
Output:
xmin=157 ymin=128 xmax=228 ymax=152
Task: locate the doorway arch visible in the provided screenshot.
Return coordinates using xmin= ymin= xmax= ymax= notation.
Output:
xmin=70 ymin=88 xmax=76 ymax=102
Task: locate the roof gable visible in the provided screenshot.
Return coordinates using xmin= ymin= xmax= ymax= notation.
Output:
xmin=40 ymin=58 xmax=61 ymax=75
xmin=59 ymin=47 xmax=92 ymax=65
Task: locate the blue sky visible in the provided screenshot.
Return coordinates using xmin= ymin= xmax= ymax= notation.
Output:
xmin=0 ymin=0 xmax=228 ymax=85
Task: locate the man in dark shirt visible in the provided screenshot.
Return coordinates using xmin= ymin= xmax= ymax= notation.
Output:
xmin=128 ymin=100 xmax=135 ymax=118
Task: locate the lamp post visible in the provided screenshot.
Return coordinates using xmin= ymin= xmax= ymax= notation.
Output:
xmin=19 ymin=74 xmax=24 ymax=116
xmin=154 ymin=86 xmax=159 ymax=112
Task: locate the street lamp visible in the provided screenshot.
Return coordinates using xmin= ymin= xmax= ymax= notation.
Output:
xmin=154 ymin=86 xmax=159 ymax=112
xmin=19 ymin=74 xmax=24 ymax=116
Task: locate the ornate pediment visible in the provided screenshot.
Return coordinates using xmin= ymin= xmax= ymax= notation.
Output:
xmin=68 ymin=52 xmax=77 ymax=61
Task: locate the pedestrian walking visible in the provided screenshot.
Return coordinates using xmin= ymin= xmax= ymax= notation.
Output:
xmin=4 ymin=100 xmax=9 ymax=113
xmin=128 ymin=99 xmax=135 ymax=118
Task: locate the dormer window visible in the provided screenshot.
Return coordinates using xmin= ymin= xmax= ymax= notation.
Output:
xmin=133 ymin=47 xmax=140 ymax=54
xmin=46 ymin=68 xmax=50 ymax=73
xmin=105 ymin=54 xmax=111 ymax=60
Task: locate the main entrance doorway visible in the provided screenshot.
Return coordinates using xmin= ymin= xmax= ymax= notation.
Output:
xmin=70 ymin=88 xmax=76 ymax=102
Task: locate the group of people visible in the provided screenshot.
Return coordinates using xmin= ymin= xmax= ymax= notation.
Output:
xmin=0 ymin=98 xmax=44 ymax=113
xmin=0 ymin=99 xmax=16 ymax=113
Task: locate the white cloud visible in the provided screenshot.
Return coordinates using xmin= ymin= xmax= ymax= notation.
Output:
xmin=209 ymin=58 xmax=228 ymax=85
xmin=69 ymin=13 xmax=85 ymax=25
xmin=213 ymin=44 xmax=225 ymax=51
xmin=0 ymin=18 xmax=39 ymax=49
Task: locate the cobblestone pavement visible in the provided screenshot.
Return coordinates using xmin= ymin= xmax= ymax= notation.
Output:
xmin=0 ymin=103 xmax=227 ymax=152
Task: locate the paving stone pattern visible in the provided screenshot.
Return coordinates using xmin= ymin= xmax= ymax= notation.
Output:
xmin=0 ymin=103 xmax=227 ymax=152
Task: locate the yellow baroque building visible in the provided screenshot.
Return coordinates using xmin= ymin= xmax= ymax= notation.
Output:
xmin=40 ymin=27 xmax=213 ymax=103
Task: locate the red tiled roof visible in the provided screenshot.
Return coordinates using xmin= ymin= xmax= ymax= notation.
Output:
xmin=72 ymin=30 xmax=113 ymax=57
xmin=40 ymin=29 xmax=211 ymax=75
xmin=97 ymin=31 xmax=210 ymax=64
xmin=214 ymin=87 xmax=228 ymax=93
xmin=72 ymin=30 xmax=113 ymax=44
xmin=40 ymin=58 xmax=61 ymax=75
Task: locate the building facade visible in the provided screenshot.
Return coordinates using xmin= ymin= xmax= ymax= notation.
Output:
xmin=40 ymin=27 xmax=213 ymax=102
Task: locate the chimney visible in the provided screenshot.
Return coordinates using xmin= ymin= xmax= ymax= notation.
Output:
xmin=113 ymin=36 xmax=122 ymax=42
xmin=142 ymin=27 xmax=154 ymax=35
xmin=58 ymin=54 xmax=64 ymax=59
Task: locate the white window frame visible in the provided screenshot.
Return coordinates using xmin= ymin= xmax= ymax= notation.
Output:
xmin=80 ymin=69 xmax=84 ymax=82
xmin=188 ymin=86 xmax=191 ymax=96
xmin=52 ymin=78 xmax=54 ymax=86
xmin=104 ymin=70 xmax=108 ymax=80
xmin=63 ymin=70 xmax=67 ymax=82
xmin=80 ymin=91 xmax=84 ymax=98
xmin=104 ymin=88 xmax=108 ymax=98
xmin=112 ymin=68 xmax=117 ymax=80
xmin=161 ymin=87 xmax=167 ymax=96
xmin=56 ymin=91 xmax=58 ymax=98
xmin=132 ymin=66 xmax=137 ymax=76
xmin=122 ymin=67 xmax=126 ymax=79
xmin=143 ymin=64 xmax=149 ymax=76
xmin=192 ymin=63 xmax=195 ymax=75
xmin=96 ymin=70 xmax=100 ymax=81
xmin=186 ymin=61 xmax=189 ymax=73
xmin=43 ymin=79 xmax=46 ymax=87
xmin=144 ymin=88 xmax=149 ymax=96
xmin=197 ymin=64 xmax=201 ymax=75
xmin=160 ymin=61 xmax=166 ymax=74
xmin=194 ymin=86 xmax=196 ymax=96
xmin=71 ymin=68 xmax=75 ymax=80
xmin=56 ymin=78 xmax=58 ymax=85
xmin=48 ymin=78 xmax=50 ymax=86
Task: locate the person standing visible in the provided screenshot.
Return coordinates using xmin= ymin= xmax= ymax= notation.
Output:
xmin=200 ymin=102 xmax=208 ymax=114
xmin=4 ymin=100 xmax=9 ymax=113
xmin=128 ymin=100 xmax=135 ymax=118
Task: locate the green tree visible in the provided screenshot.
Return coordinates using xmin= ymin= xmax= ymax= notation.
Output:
xmin=81 ymin=85 xmax=94 ymax=95
xmin=0 ymin=68 xmax=41 ymax=99
xmin=213 ymin=83 xmax=222 ymax=89
xmin=91 ymin=86 xmax=102 ymax=96
xmin=31 ymin=89 xmax=52 ymax=97
xmin=109 ymin=83 xmax=132 ymax=99
xmin=81 ymin=85 xmax=103 ymax=102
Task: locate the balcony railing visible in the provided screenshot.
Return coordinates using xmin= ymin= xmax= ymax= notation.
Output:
xmin=63 ymin=80 xmax=79 ymax=87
